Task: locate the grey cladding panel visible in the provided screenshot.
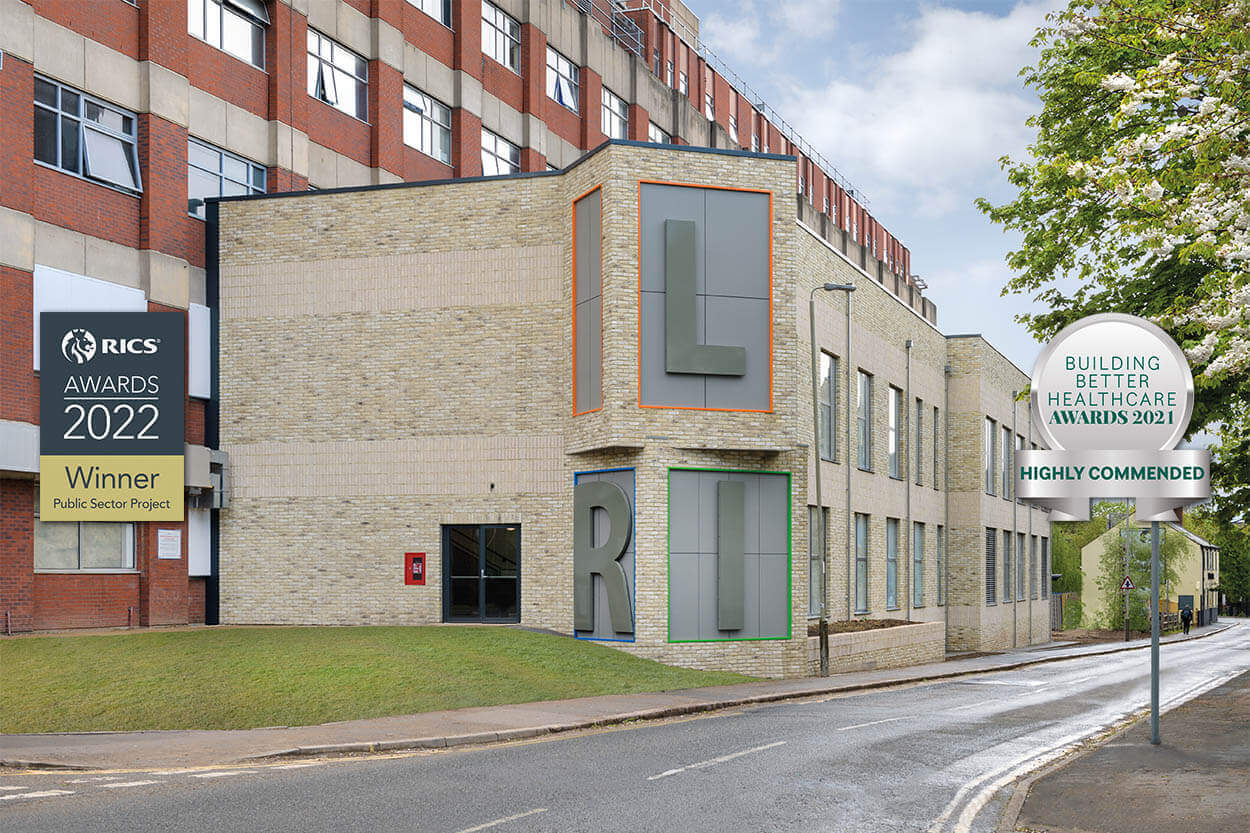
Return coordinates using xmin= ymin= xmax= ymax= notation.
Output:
xmin=639 ymin=184 xmax=771 ymax=408
xmin=574 ymin=469 xmax=635 ymax=640
xmin=668 ymin=469 xmax=791 ymax=641
xmin=574 ymin=190 xmax=602 ymax=413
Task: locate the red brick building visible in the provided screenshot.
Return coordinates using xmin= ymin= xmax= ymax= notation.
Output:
xmin=0 ymin=0 xmax=928 ymax=632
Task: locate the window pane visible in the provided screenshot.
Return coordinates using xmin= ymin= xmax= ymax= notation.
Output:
xmin=206 ymin=0 xmax=221 ymax=46
xmin=188 ymin=167 xmax=218 ymax=218
xmin=35 ymin=78 xmax=58 ymax=107
xmin=222 ymin=155 xmax=248 ymax=183
xmin=221 ymin=8 xmax=256 ymax=64
xmin=188 ymin=0 xmax=205 ymax=39
xmin=84 ymin=101 xmax=127 ymax=134
xmin=189 ymin=140 xmax=220 ymax=171
xmin=483 ymin=527 xmax=519 ymax=577
xmin=60 ymin=87 xmax=80 ymax=114
xmin=81 ymin=523 xmax=131 ymax=569
xmin=83 ymin=127 xmax=138 ymax=189
xmin=251 ymin=165 xmax=266 ymax=190
xmin=61 ymin=116 xmax=81 ymax=173
xmin=34 ymin=521 xmax=78 ymax=569
xmin=34 ymin=106 xmax=59 ymax=165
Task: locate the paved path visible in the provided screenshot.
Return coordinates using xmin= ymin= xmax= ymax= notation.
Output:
xmin=1 ymin=622 xmax=1246 ymax=833
xmin=0 ymin=624 xmax=1231 ymax=770
xmin=1013 ymin=665 xmax=1250 ymax=833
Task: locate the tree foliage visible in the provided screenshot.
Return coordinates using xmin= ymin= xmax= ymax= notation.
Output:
xmin=1096 ymin=520 xmax=1184 ymax=629
xmin=979 ymin=0 xmax=1250 ymax=515
xmin=1186 ymin=505 xmax=1250 ymax=611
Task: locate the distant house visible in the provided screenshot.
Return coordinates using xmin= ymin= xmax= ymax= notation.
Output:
xmin=1079 ymin=520 xmax=1220 ymax=628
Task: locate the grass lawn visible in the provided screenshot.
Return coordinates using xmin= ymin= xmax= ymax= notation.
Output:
xmin=0 ymin=626 xmax=753 ymax=734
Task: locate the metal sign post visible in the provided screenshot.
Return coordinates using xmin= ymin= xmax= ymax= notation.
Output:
xmin=1150 ymin=520 xmax=1161 ymax=745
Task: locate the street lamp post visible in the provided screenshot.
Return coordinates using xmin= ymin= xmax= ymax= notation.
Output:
xmin=810 ymin=282 xmax=856 ymax=676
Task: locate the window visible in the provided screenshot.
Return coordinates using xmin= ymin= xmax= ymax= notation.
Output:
xmin=407 ymin=0 xmax=451 ymax=27
xmin=985 ymin=527 xmax=997 ymax=605
xmin=798 ymin=174 xmax=806 ymax=196
xmin=1002 ymin=425 xmax=1012 ymax=499
xmin=913 ymin=522 xmax=925 ymax=607
xmin=1003 ymin=530 xmax=1013 ymax=603
xmin=854 ymin=514 xmax=869 ymax=613
xmin=34 ymin=491 xmax=134 ymax=571
xmin=1030 ymin=534 xmax=1038 ymax=599
xmin=808 ymin=507 xmax=827 ymax=618
xmin=751 ymin=134 xmax=759 ymax=152
xmin=403 ymin=85 xmax=452 ymax=164
xmin=1018 ymin=531 xmax=1026 ymax=601
xmin=653 ymin=48 xmax=661 ymax=75
xmin=704 ymin=91 xmax=714 ymax=120
xmin=1016 ymin=435 xmax=1025 ymax=503
xmin=824 ymin=195 xmax=830 ymax=214
xmin=482 ymin=2 xmax=520 ymax=72
xmin=666 ymin=60 xmax=674 ymax=87
xmin=187 ymin=138 xmax=265 ymax=219
xmin=933 ymin=406 xmax=940 ymax=490
xmin=647 ymin=122 xmax=671 ymax=144
xmin=188 ymin=0 xmax=266 ymax=68
xmin=1041 ymin=538 xmax=1050 ymax=599
xmin=915 ymin=398 xmax=924 ymax=485
xmin=886 ymin=518 xmax=899 ymax=609
xmin=678 ymin=71 xmax=688 ymax=95
xmin=729 ymin=114 xmax=738 ymax=143
xmin=857 ymin=371 xmax=872 ymax=470
xmin=985 ymin=417 xmax=996 ymax=495
xmin=936 ymin=525 xmax=945 ymax=605
xmin=307 ymin=29 xmax=367 ymax=121
xmin=601 ymin=87 xmax=627 ymax=140
xmin=546 ymin=46 xmax=579 ymax=112
xmin=480 ymin=128 xmax=519 ymax=175
xmin=888 ymin=386 xmax=902 ymax=479
xmin=819 ymin=352 xmax=837 ymax=461
xmin=34 ymin=76 xmax=141 ymax=192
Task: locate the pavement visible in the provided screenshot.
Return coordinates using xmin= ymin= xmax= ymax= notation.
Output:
xmin=1 ymin=621 xmax=1232 ymax=772
xmin=1007 ymin=664 xmax=1250 ymax=833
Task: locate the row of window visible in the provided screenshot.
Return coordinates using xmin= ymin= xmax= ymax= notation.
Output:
xmin=985 ymin=415 xmax=1043 ymax=500
xmin=984 ymin=528 xmax=1050 ymax=605
xmin=817 ymin=353 xmax=941 ymax=488
xmin=846 ymin=515 xmax=945 ymax=614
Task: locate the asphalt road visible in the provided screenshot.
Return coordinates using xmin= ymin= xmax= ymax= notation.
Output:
xmin=4 ymin=622 xmax=1248 ymax=833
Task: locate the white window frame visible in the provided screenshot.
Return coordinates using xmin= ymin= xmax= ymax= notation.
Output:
xmin=188 ymin=0 xmax=267 ymax=69
xmin=481 ymin=128 xmax=519 ymax=176
xmin=33 ymin=489 xmax=136 ymax=573
xmin=403 ymin=84 xmax=452 ymax=165
xmin=913 ymin=521 xmax=925 ymax=607
xmin=407 ymin=0 xmax=452 ymax=27
xmin=854 ymin=513 xmax=869 ymax=613
xmin=886 ymin=518 xmax=899 ymax=610
xmin=187 ymin=137 xmax=266 ymax=219
xmin=601 ymin=86 xmax=627 ymax=140
xmin=482 ymin=1 xmax=520 ymax=73
xmin=985 ymin=416 xmax=997 ymax=495
xmin=678 ymin=71 xmax=688 ymax=95
xmin=819 ymin=352 xmax=836 ymax=462
xmin=728 ymin=113 xmax=738 ymax=143
xmin=936 ymin=525 xmax=945 ymax=605
xmin=666 ymin=60 xmax=674 ymax=87
xmin=647 ymin=121 xmax=671 ymax=144
xmin=546 ymin=46 xmax=579 ymax=112
xmin=307 ymin=29 xmax=368 ymax=122
xmin=704 ymin=90 xmax=714 ymax=120
xmin=857 ymin=370 xmax=872 ymax=471
xmin=808 ymin=506 xmax=827 ymax=618
xmin=888 ymin=385 xmax=902 ymax=479
xmin=34 ymin=75 xmax=142 ymax=193
xmin=751 ymin=134 xmax=759 ymax=153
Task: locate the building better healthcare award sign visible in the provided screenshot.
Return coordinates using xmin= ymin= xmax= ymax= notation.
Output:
xmin=1017 ymin=313 xmax=1210 ymax=521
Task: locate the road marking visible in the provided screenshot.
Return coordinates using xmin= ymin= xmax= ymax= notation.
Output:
xmin=944 ymin=702 xmax=985 ymax=713
xmin=836 ymin=716 xmax=908 ymax=731
xmin=99 ymin=780 xmax=163 ymax=789
xmin=190 ymin=770 xmax=256 ymax=778
xmin=452 ymin=808 xmax=548 ymax=833
xmin=0 ymin=785 xmax=32 ymax=791
xmin=67 ymin=776 xmax=124 ymax=783
xmin=270 ymin=762 xmax=323 ymax=770
xmin=646 ymin=740 xmax=787 ymax=781
xmin=0 ymin=790 xmax=75 ymax=801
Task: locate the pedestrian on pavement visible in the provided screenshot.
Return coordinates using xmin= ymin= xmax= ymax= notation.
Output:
xmin=1181 ymin=606 xmax=1193 ymax=635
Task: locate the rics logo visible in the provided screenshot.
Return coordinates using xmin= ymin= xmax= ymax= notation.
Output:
xmin=61 ymin=328 xmax=97 ymax=365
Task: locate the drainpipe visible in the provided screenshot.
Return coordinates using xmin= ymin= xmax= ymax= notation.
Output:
xmin=845 ymin=289 xmax=854 ymax=623
xmin=904 ymin=340 xmax=913 ymax=622
xmin=1011 ymin=390 xmax=1019 ymax=649
xmin=943 ymin=363 xmax=951 ymax=654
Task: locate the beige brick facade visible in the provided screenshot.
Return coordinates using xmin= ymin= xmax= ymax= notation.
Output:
xmin=213 ymin=142 xmax=1052 ymax=677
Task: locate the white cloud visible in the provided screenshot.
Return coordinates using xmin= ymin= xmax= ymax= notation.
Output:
xmin=701 ymin=0 xmax=843 ymax=67
xmin=779 ymin=1 xmax=1063 ymax=215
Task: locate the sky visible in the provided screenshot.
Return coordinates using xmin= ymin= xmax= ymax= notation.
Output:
xmin=682 ymin=0 xmax=1068 ymax=374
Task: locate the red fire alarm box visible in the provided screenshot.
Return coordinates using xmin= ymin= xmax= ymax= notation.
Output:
xmin=405 ymin=552 xmax=426 ymax=585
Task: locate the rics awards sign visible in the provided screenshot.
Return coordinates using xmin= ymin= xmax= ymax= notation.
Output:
xmin=1017 ymin=313 xmax=1210 ymax=521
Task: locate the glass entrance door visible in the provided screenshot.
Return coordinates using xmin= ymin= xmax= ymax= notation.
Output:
xmin=443 ymin=524 xmax=520 ymax=622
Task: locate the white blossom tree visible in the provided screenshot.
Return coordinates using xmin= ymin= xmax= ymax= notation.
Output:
xmin=980 ymin=0 xmax=1250 ymax=516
